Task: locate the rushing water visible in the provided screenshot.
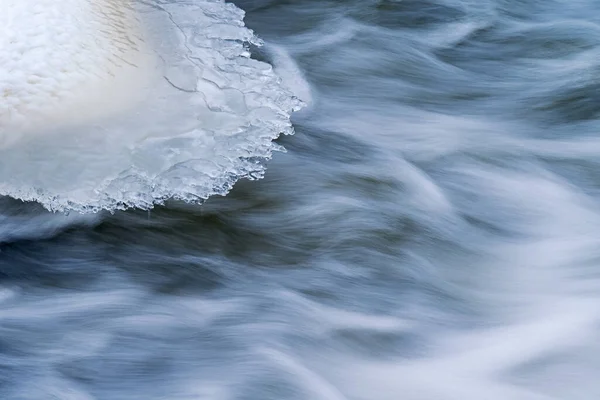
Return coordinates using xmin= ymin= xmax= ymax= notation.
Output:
xmin=2 ymin=0 xmax=600 ymax=399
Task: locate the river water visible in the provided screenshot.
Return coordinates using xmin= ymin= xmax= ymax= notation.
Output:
xmin=2 ymin=0 xmax=600 ymax=399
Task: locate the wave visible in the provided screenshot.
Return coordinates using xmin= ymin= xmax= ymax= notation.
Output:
xmin=0 ymin=0 xmax=302 ymax=213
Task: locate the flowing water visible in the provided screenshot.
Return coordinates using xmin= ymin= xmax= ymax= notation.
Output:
xmin=2 ymin=0 xmax=600 ymax=399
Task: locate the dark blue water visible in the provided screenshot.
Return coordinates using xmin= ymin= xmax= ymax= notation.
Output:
xmin=2 ymin=0 xmax=600 ymax=399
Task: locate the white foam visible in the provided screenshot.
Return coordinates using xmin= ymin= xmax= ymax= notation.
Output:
xmin=268 ymin=44 xmax=313 ymax=108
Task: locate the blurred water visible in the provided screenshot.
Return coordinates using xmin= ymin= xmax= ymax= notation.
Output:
xmin=3 ymin=0 xmax=600 ymax=399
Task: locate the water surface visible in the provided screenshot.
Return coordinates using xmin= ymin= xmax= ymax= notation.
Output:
xmin=2 ymin=0 xmax=600 ymax=399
